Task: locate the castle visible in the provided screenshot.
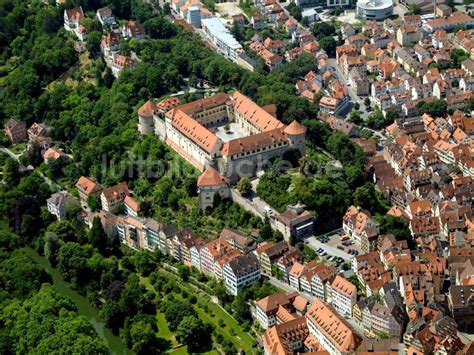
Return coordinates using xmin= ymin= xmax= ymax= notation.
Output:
xmin=137 ymin=91 xmax=306 ymax=182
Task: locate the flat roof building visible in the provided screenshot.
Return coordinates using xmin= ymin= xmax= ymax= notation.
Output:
xmin=201 ymin=18 xmax=243 ymax=61
xmin=356 ymin=0 xmax=393 ymax=20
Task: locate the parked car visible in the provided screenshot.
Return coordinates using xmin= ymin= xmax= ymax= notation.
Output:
xmin=337 ymin=245 xmax=344 ymax=250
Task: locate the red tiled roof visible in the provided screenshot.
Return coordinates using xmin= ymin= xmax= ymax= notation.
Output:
xmin=197 ymin=166 xmax=229 ymax=187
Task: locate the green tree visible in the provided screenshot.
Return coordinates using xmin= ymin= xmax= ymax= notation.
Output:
xmin=311 ymin=22 xmax=335 ymax=38
xmin=2 ymin=284 xmax=107 ymax=354
xmin=89 ymin=216 xmax=107 ymax=253
xmin=47 ymin=220 xmax=78 ymax=243
xmin=176 ymin=315 xmax=212 ymax=352
xmin=44 ymin=232 xmax=64 ymax=267
xmin=236 ymin=177 xmax=252 ymax=196
xmin=349 ymin=110 xmax=363 ymax=125
xmin=86 ymin=31 xmax=102 ymax=57
xmin=164 ymin=299 xmax=197 ymax=331
xmin=410 ymin=4 xmax=421 ymax=14
xmin=416 ymin=99 xmax=447 ymax=117
xmin=319 ymin=36 xmax=337 ymax=57
xmin=178 ymin=264 xmax=190 ymax=281
xmin=129 ymin=320 xmax=161 ymax=354
xmin=87 ymin=194 xmax=101 ymax=211
xmin=144 ymin=17 xmax=177 ymax=39
xmin=3 ymin=158 xmax=20 ymax=186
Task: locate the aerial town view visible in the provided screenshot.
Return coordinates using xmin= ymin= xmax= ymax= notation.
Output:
xmin=1 ymin=0 xmax=474 ymax=352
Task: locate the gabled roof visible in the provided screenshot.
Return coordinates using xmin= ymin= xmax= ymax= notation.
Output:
xmin=168 ymin=108 xmax=220 ymax=153
xmin=102 ymin=182 xmax=129 ymax=202
xmin=75 ymin=176 xmax=102 ymax=196
xmin=306 ymin=299 xmax=362 ymax=353
xmin=232 ymin=91 xmax=284 ymax=132
xmin=124 ymin=195 xmax=141 ymax=212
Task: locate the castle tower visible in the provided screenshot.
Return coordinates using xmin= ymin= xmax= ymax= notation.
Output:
xmin=138 ymin=100 xmax=158 ymax=135
xmin=283 ymin=120 xmax=307 ymax=155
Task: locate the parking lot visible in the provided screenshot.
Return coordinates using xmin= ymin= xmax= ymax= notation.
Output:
xmin=305 ymin=229 xmax=364 ymax=266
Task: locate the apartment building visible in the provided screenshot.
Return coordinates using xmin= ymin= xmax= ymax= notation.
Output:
xmin=223 ymin=253 xmax=261 ymax=295
xmin=75 ymin=176 xmax=103 ymax=204
xmin=255 ymin=292 xmax=299 ymax=329
xmin=47 ymin=191 xmax=73 ymax=221
xmin=306 ymin=299 xmax=362 ymax=355
xmin=100 ymin=182 xmax=130 ymax=213
xmin=330 ymin=275 xmax=357 ymax=317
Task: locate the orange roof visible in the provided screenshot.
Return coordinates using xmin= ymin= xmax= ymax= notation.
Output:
xmin=331 ymin=275 xmax=356 ymax=298
xmin=257 ymin=292 xmax=298 ymax=312
xmin=221 ymin=128 xmax=288 ymax=156
xmin=197 ymin=166 xmax=229 ymax=187
xmin=102 ymin=182 xmax=129 ymax=202
xmin=293 ymin=295 xmax=308 ymax=313
xmin=284 ymin=120 xmax=306 ymax=135
xmin=306 ymin=299 xmax=362 ymax=353
xmin=42 ymin=147 xmax=65 ymax=160
xmin=75 ymin=176 xmax=101 ymax=196
xmin=157 ymin=97 xmax=181 ymax=111
xmin=232 ymin=91 xmax=284 ymax=132
xmin=124 ymin=195 xmax=141 ymax=212
xmin=320 ymin=96 xmax=338 ymax=108
xmin=138 ymin=100 xmax=158 ymax=117
xmin=168 ymin=109 xmax=220 ymax=154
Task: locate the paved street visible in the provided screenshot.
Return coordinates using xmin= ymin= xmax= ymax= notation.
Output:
xmin=267 ymin=276 xmax=313 ymax=301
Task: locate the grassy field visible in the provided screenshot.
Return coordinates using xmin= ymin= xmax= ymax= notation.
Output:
xmin=140 ymin=272 xmax=256 ymax=354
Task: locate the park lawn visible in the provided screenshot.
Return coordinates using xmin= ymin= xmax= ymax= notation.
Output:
xmin=140 ymin=273 xmax=255 ymax=354
xmin=193 ymin=298 xmax=255 ymax=354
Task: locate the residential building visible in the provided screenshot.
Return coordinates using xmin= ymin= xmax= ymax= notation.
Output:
xmin=47 ymin=191 xmax=73 ymax=221
xmin=256 ymin=292 xmax=299 ymax=329
xmin=220 ymin=228 xmax=256 ymax=254
xmin=121 ymin=20 xmax=145 ymax=39
xmin=369 ymin=303 xmax=404 ymax=338
xmin=111 ymin=55 xmax=136 ymax=78
xmin=96 ymin=7 xmax=115 ymax=27
xmin=4 ymin=119 xmax=27 ymax=143
xmin=448 ymin=285 xmax=474 ymax=327
xmin=124 ymin=195 xmax=141 ymax=217
xmin=42 ymin=147 xmax=68 ymax=164
xmin=306 ymin=299 xmax=362 ymax=355
xmin=75 ymin=176 xmax=103 ymax=204
xmin=330 ymin=275 xmax=357 ymax=317
xmin=311 ymin=263 xmax=338 ymax=301
xmin=223 ymin=253 xmax=261 ymax=295
xmin=348 ymin=67 xmax=370 ymax=96
xmin=273 ymin=203 xmax=313 ymax=242
xmin=262 ymin=317 xmax=310 ymax=354
xmin=259 ymin=241 xmax=290 ymax=276
xmin=100 ymin=182 xmax=129 ymax=213
xmin=64 ymin=7 xmax=87 ymax=41
xmin=100 ymin=32 xmax=119 ymax=60
xmin=396 ymin=25 xmax=421 ymax=47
